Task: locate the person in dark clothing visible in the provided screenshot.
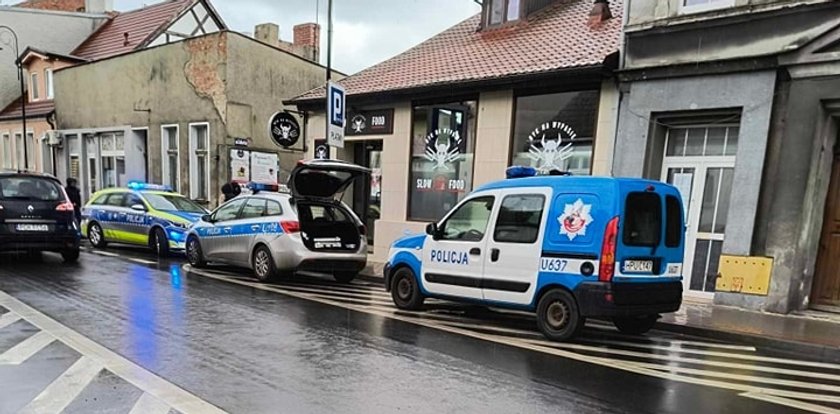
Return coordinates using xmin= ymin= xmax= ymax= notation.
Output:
xmin=65 ymin=178 xmax=82 ymax=223
xmin=221 ymin=181 xmax=241 ymax=203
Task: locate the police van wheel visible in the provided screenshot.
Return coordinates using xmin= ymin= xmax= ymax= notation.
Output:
xmin=333 ymin=272 xmax=357 ymax=283
xmin=186 ymin=237 xmax=206 ymax=268
xmin=253 ymin=246 xmax=277 ymax=283
xmin=88 ymin=223 xmax=106 ymax=248
xmin=151 ymin=228 xmax=169 ymax=257
xmin=536 ymin=289 xmax=584 ymax=342
xmin=391 ymin=268 xmax=424 ymax=310
xmin=613 ymin=315 xmax=658 ymax=335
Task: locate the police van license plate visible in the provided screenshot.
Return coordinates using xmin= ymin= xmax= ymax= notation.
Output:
xmin=624 ymin=260 xmax=653 ymax=273
xmin=16 ymin=224 xmax=49 ymax=232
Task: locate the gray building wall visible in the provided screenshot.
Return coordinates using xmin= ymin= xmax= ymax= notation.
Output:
xmin=54 ymin=31 xmax=330 ymax=206
xmin=0 ymin=7 xmax=105 ymax=107
xmin=626 ymin=0 xmax=834 ymax=27
xmin=614 ymin=71 xmax=776 ymax=308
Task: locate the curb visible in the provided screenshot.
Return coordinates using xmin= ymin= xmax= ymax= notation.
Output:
xmin=654 ymin=321 xmax=840 ymax=364
xmin=362 ymin=269 xmax=840 ymax=363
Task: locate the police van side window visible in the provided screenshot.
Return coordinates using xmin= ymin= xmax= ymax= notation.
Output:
xmin=623 ymin=192 xmax=662 ymax=247
xmin=665 ymin=195 xmax=682 ymax=248
xmin=440 ymin=196 xmax=495 ymax=242
xmin=494 ymin=194 xmax=545 ymax=244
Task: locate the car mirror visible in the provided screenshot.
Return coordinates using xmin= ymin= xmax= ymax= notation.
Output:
xmin=130 ymin=204 xmax=146 ymax=212
xmin=201 ymin=214 xmax=213 ymax=223
xmin=426 ymin=223 xmax=440 ymax=240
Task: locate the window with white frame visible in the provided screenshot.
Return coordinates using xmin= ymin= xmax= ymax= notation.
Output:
xmin=161 ymin=125 xmax=180 ymax=192
xmin=45 ymin=69 xmax=54 ymax=99
xmin=14 ymin=133 xmax=23 ymax=169
xmin=1 ymin=134 xmax=10 ymax=168
xmin=681 ymin=0 xmax=735 ymax=14
xmin=26 ymin=132 xmax=34 ymax=170
xmin=189 ymin=123 xmax=209 ymax=200
xmin=30 ymin=73 xmax=39 ymax=101
xmin=485 ymin=0 xmax=520 ymax=26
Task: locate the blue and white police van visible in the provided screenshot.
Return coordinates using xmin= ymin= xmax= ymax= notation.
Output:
xmin=384 ymin=167 xmax=685 ymax=341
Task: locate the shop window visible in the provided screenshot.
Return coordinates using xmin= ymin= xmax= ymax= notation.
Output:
xmin=161 ymin=125 xmax=180 ymax=192
xmin=409 ymin=101 xmax=477 ymax=221
xmin=510 ymin=90 xmax=598 ymax=175
xmin=189 ymin=123 xmax=210 ymax=201
xmin=45 ymin=69 xmax=54 ymax=99
xmin=30 ymin=73 xmax=39 ymax=101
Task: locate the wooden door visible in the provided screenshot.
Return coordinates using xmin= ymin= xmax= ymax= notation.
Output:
xmin=813 ymin=153 xmax=840 ymax=308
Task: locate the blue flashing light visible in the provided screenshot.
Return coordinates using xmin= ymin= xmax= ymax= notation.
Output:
xmin=248 ymin=182 xmax=280 ymax=193
xmin=168 ymin=230 xmax=184 ymax=242
xmin=128 ymin=181 xmax=173 ymax=192
xmin=506 ymin=166 xmax=538 ymax=179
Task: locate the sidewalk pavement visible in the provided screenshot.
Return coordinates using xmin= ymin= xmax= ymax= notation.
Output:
xmin=360 ymin=261 xmax=840 ymax=362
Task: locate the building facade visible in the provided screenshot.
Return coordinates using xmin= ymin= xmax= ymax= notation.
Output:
xmin=289 ymin=0 xmax=622 ymax=261
xmin=614 ymin=0 xmax=840 ymax=312
xmin=54 ymin=30 xmax=329 ymax=207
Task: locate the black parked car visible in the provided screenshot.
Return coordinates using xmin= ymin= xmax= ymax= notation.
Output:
xmin=0 ymin=170 xmax=81 ymax=263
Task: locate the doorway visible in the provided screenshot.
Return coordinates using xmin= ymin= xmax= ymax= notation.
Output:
xmin=352 ymin=140 xmax=382 ymax=249
xmin=812 ymin=138 xmax=840 ymax=310
xmin=660 ymin=124 xmax=739 ymax=298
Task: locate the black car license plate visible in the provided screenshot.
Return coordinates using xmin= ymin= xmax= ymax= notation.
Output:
xmin=16 ymin=224 xmax=49 ymax=232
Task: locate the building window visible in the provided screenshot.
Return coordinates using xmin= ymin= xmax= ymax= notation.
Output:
xmin=45 ymin=69 xmax=54 ymax=99
xmin=486 ymin=0 xmax=520 ymax=26
xmin=681 ymin=0 xmax=735 ymax=14
xmin=510 ymin=90 xmax=599 ymax=175
xmin=99 ymin=133 xmax=125 ymax=188
xmin=26 ymin=132 xmax=34 ymax=170
xmin=14 ymin=133 xmax=23 ymax=169
xmin=30 ymin=73 xmax=39 ymax=101
xmin=189 ymin=123 xmax=210 ymax=201
xmin=40 ymin=136 xmax=53 ymax=174
xmin=161 ymin=125 xmax=180 ymax=192
xmin=409 ymin=101 xmax=477 ymax=221
xmin=1 ymin=134 xmax=10 ymax=169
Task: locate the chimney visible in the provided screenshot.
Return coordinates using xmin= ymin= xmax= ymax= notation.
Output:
xmin=254 ymin=23 xmax=280 ymax=46
xmin=84 ymin=0 xmax=113 ymax=13
xmin=293 ymin=23 xmax=320 ymax=63
xmin=588 ymin=0 xmax=613 ymax=28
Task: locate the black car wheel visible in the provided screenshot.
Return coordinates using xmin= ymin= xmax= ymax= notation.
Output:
xmin=390 ymin=267 xmax=424 ymax=310
xmin=150 ymin=228 xmax=169 ymax=257
xmin=253 ymin=246 xmax=277 ymax=282
xmin=333 ymin=271 xmax=357 ymax=283
xmin=613 ymin=315 xmax=659 ymax=335
xmin=88 ymin=223 xmax=106 ymax=248
xmin=186 ymin=236 xmax=206 ymax=268
xmin=61 ymin=248 xmax=80 ymax=264
xmin=536 ymin=288 xmax=584 ymax=342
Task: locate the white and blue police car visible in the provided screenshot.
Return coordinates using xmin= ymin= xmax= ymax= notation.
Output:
xmin=186 ymin=160 xmax=370 ymax=283
xmin=384 ymin=166 xmax=686 ymax=341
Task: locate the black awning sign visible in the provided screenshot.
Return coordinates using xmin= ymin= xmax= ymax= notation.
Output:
xmin=345 ymin=109 xmax=394 ymax=136
xmin=269 ymin=111 xmax=301 ymax=148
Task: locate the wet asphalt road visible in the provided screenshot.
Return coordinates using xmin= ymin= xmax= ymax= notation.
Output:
xmin=0 ymin=247 xmax=837 ymax=414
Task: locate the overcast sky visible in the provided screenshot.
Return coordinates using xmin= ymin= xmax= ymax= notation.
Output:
xmin=115 ymin=0 xmax=481 ymax=74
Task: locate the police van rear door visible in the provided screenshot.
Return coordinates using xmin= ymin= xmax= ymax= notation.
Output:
xmin=421 ymin=194 xmax=497 ymax=301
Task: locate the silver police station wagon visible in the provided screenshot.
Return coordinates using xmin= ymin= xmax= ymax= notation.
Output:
xmin=185 ymin=160 xmax=370 ymax=283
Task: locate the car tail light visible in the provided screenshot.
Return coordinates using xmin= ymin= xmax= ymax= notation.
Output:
xmin=599 ymin=216 xmax=619 ymax=282
xmin=56 ymin=201 xmax=75 ymax=212
xmin=280 ymin=220 xmax=300 ymax=234
xmin=358 ymin=224 xmax=367 ymax=236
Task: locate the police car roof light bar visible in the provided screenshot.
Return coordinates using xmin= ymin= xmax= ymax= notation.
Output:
xmin=248 ymin=182 xmax=280 ymax=194
xmin=506 ymin=166 xmax=538 ymax=179
xmin=127 ymin=181 xmax=173 ymax=192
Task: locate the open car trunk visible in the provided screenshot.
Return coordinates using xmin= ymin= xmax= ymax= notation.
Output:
xmin=297 ymin=201 xmax=361 ymax=252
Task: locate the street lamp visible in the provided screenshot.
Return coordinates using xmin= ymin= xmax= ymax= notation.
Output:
xmin=0 ymin=26 xmax=28 ymax=171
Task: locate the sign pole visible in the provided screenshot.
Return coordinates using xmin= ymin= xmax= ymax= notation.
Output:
xmin=325 ymin=0 xmax=334 ymax=159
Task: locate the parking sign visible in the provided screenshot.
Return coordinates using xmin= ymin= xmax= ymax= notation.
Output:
xmin=327 ymin=81 xmax=345 ymax=148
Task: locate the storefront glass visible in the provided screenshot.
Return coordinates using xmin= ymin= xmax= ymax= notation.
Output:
xmin=409 ymin=101 xmax=477 ymax=221
xmin=510 ymin=90 xmax=599 ymax=175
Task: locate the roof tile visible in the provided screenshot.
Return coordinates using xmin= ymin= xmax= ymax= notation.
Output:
xmin=72 ymin=0 xmax=194 ymax=61
xmin=293 ymin=0 xmax=622 ymax=102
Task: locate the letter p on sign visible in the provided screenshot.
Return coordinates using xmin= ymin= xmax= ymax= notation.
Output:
xmin=327 ymin=81 xmax=346 ymax=148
